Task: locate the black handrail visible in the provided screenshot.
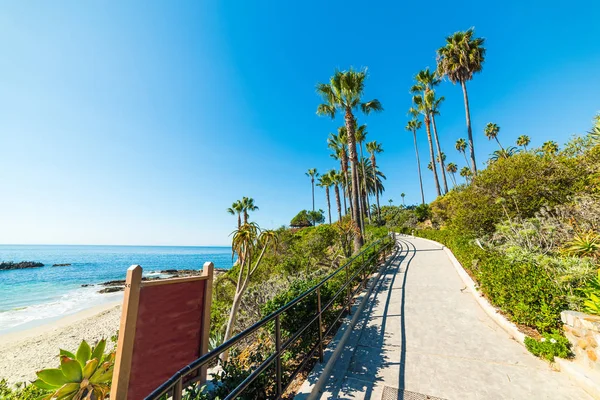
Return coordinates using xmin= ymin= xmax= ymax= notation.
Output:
xmin=146 ymin=233 xmax=395 ymax=400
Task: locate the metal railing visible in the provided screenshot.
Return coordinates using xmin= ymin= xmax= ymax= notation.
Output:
xmin=146 ymin=234 xmax=395 ymax=400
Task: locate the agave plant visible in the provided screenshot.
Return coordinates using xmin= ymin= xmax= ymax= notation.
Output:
xmin=33 ymin=339 xmax=114 ymax=400
xmin=563 ymin=230 xmax=600 ymax=259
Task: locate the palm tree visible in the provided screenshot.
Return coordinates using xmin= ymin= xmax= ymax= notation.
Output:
xmin=405 ymin=118 xmax=426 ymax=205
xmin=590 ymin=115 xmax=600 ymax=145
xmin=226 ymin=200 xmax=243 ymax=229
xmin=317 ymin=173 xmax=333 ymax=224
xmin=430 ymin=94 xmax=449 ymax=193
xmin=401 ymin=193 xmax=406 ymax=205
xmin=330 ymin=170 xmax=343 ymax=222
xmin=366 ymin=141 xmax=383 ymax=220
xmin=460 ymin=166 xmax=472 ymax=184
xmin=542 ymin=141 xmax=559 ymax=155
xmin=455 ymin=138 xmax=471 ymax=169
xmin=355 ymin=123 xmax=371 ymax=222
xmin=240 ymin=197 xmax=258 ymax=224
xmin=356 ymin=158 xmax=385 ymax=223
xmin=484 ymin=122 xmax=503 ymax=150
xmin=516 ymin=135 xmax=531 ymax=151
xmin=388 ymin=199 xmax=393 ymax=206
xmin=446 ymin=162 xmax=458 ymax=186
xmin=328 ymin=131 xmax=349 ymax=215
xmin=412 ymin=93 xmax=441 ymax=197
xmin=437 ymin=28 xmax=486 ymax=175
xmin=489 ymin=146 xmax=519 ymax=162
xmin=317 ymin=68 xmax=383 ymax=251
xmin=305 ymin=168 xmax=319 ymax=212
xmin=427 ymin=162 xmax=433 ymax=171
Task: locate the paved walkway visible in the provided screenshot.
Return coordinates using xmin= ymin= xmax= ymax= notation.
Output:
xmin=312 ymin=235 xmax=591 ymax=400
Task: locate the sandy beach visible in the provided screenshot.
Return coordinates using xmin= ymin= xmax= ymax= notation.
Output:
xmin=0 ymin=302 xmax=121 ymax=385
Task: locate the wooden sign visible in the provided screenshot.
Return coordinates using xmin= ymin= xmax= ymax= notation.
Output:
xmin=110 ymin=262 xmax=214 ymax=400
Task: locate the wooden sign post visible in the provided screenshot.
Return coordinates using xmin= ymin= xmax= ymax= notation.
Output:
xmin=110 ymin=262 xmax=214 ymax=400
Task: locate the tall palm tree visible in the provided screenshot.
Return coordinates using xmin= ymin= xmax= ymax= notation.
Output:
xmin=366 ymin=141 xmax=383 ymax=220
xmin=455 ymin=138 xmax=471 ymax=168
xmin=516 ymin=135 xmax=530 ymax=151
xmin=430 ymin=94 xmax=449 ymax=193
xmin=542 ymin=141 xmax=559 ymax=155
xmin=330 ymin=170 xmax=343 ymax=222
xmin=460 ymin=166 xmax=472 ymax=184
xmin=405 ymin=117 xmax=426 ymax=205
xmin=437 ymin=28 xmax=486 ymax=175
xmin=305 ymin=168 xmax=319 ymax=213
xmin=328 ymin=131 xmax=349 ymax=215
xmin=354 ymin=123 xmax=371 ymax=222
xmin=317 ymin=173 xmax=333 ymax=224
xmin=226 ymin=200 xmax=244 ymax=229
xmin=484 ymin=122 xmax=503 ymax=150
xmin=412 ymin=92 xmax=441 ymax=197
xmin=401 ymin=193 xmax=406 ymax=205
xmin=388 ymin=199 xmax=393 ymax=206
xmin=317 ymin=68 xmax=383 ymax=251
xmin=446 ymin=163 xmax=458 ymax=186
xmin=240 ymin=197 xmax=258 ymax=224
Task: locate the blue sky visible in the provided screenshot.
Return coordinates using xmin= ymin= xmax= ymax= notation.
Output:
xmin=0 ymin=1 xmax=598 ymax=246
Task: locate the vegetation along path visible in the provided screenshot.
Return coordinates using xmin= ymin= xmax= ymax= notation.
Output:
xmin=307 ymin=235 xmax=590 ymax=400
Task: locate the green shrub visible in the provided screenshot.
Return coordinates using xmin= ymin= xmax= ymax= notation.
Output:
xmin=581 ymin=269 xmax=600 ymax=315
xmin=524 ymin=331 xmax=571 ymax=361
xmin=0 ymin=380 xmax=47 ymax=400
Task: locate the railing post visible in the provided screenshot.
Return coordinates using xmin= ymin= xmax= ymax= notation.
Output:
xmin=345 ymin=262 xmax=351 ymax=314
xmin=173 ymin=379 xmax=182 ymax=400
xmin=275 ymin=315 xmax=282 ymax=397
xmin=316 ymin=287 xmax=324 ymax=363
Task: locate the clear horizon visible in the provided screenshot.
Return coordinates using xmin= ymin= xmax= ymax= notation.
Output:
xmin=1 ymin=1 xmax=598 ymax=246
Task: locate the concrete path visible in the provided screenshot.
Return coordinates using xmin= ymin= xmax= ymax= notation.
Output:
xmin=311 ymin=235 xmax=591 ymax=400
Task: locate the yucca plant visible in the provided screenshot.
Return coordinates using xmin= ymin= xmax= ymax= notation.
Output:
xmin=563 ymin=230 xmax=600 ymax=259
xmin=582 ymin=269 xmax=600 ymax=315
xmin=33 ymin=339 xmax=114 ymax=400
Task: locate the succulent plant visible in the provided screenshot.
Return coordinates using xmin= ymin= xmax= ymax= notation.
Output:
xmin=33 ymin=339 xmax=114 ymax=400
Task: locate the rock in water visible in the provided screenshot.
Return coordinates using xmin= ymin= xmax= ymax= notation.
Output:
xmin=0 ymin=261 xmax=44 ymax=270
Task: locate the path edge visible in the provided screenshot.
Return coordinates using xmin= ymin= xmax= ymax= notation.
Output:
xmin=294 ymin=239 xmax=400 ymax=400
xmin=411 ymin=234 xmax=600 ymax=400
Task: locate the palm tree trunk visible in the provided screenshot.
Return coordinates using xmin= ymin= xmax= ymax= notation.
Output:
xmin=344 ymin=110 xmax=364 ymax=251
xmin=462 ymin=152 xmax=470 ymax=169
xmin=425 ymin=117 xmax=441 ymax=197
xmin=325 ymin=187 xmax=331 ymax=224
xmin=460 ymin=80 xmax=477 ymax=174
xmin=495 ymin=137 xmax=504 ymax=151
xmin=311 ymin=179 xmax=315 ymax=212
xmin=334 ymin=184 xmax=342 ymax=222
xmin=237 ymin=213 xmax=241 ymax=229
xmin=370 ymin=154 xmax=381 ymax=220
xmin=412 ymin=130 xmax=425 ymax=205
xmin=243 ymin=211 xmax=248 ymax=224
xmin=359 ymin=145 xmax=371 ymax=223
xmin=450 ymin=172 xmax=457 ymax=187
xmin=431 ymin=114 xmax=449 ymax=194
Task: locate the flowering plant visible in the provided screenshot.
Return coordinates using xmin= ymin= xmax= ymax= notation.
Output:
xmin=524 ymin=331 xmax=570 ymax=361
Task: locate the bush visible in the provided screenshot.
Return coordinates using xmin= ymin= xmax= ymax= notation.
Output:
xmin=0 ymin=380 xmax=47 ymax=400
xmin=524 ymin=331 xmax=571 ymax=361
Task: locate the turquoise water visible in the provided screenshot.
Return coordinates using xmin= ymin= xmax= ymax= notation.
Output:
xmin=0 ymin=245 xmax=232 ymax=334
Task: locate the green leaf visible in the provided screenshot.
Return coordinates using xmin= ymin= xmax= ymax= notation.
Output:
xmin=59 ymin=349 xmax=77 ymax=360
xmin=76 ymin=340 xmax=91 ymax=366
xmin=36 ymin=368 xmax=68 ymax=387
xmin=82 ymin=359 xmax=98 ymax=380
xmin=32 ymin=378 xmax=60 ymax=390
xmin=89 ymin=362 xmax=114 ymax=384
xmin=90 ymin=339 xmax=106 ymax=361
xmin=60 ymin=357 xmax=83 ymax=383
xmin=53 ymin=382 xmax=80 ymax=399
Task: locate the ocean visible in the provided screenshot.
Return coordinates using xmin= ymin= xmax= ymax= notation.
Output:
xmin=0 ymin=244 xmax=233 ymax=335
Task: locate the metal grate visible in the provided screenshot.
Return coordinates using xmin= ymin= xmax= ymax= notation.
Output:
xmin=382 ymin=386 xmax=446 ymax=400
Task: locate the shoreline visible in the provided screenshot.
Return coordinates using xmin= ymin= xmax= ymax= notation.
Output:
xmin=0 ymin=301 xmax=122 ymax=385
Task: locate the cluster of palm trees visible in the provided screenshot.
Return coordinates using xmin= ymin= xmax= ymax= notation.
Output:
xmin=226 ymin=196 xmax=259 ymax=229
xmin=309 ymin=68 xmax=385 ymax=252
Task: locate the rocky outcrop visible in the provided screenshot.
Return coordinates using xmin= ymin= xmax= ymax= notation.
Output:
xmin=94 ymin=269 xmax=226 ymax=294
xmin=0 ymin=261 xmax=44 ymax=270
xmin=52 ymin=263 xmax=72 ymax=267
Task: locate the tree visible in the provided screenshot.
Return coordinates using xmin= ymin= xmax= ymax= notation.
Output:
xmin=430 ymin=94 xmax=449 ymax=193
xmin=317 ymin=68 xmax=383 ymax=252
xmin=330 ymin=170 xmax=343 ymax=222
xmin=317 ymin=173 xmax=333 ymax=224
xmin=226 ymin=200 xmax=243 ymax=229
xmin=517 ymin=135 xmax=531 ymax=151
xmin=484 ymin=122 xmax=503 ymax=150
xmin=401 ymin=192 xmax=406 ymax=205
xmin=328 ymin=131 xmax=349 ymax=216
xmin=223 ymin=223 xmax=277 ymax=360
xmin=437 ymin=28 xmax=486 ymax=175
xmin=308 ymin=209 xmax=325 ymax=226
xmin=590 ymin=114 xmax=600 ymax=145
xmin=354 ymin=123 xmax=371 ymax=223
xmin=542 ymin=141 xmax=559 ymax=155
xmin=489 ymin=147 xmax=518 ymax=162
xmin=455 ymin=138 xmax=471 ymax=169
xmin=388 ymin=199 xmax=393 ymax=206
xmin=460 ymin=166 xmax=473 ymax=184
xmin=240 ymin=196 xmax=258 ymax=224
xmin=305 ymin=168 xmax=319 ymax=212
xmin=290 ymin=210 xmax=312 ymax=228
xmin=446 ymin=162 xmax=458 ymax=186
xmin=406 ymin=117 xmax=426 ymax=204
xmin=366 ymin=140 xmax=384 ymax=220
